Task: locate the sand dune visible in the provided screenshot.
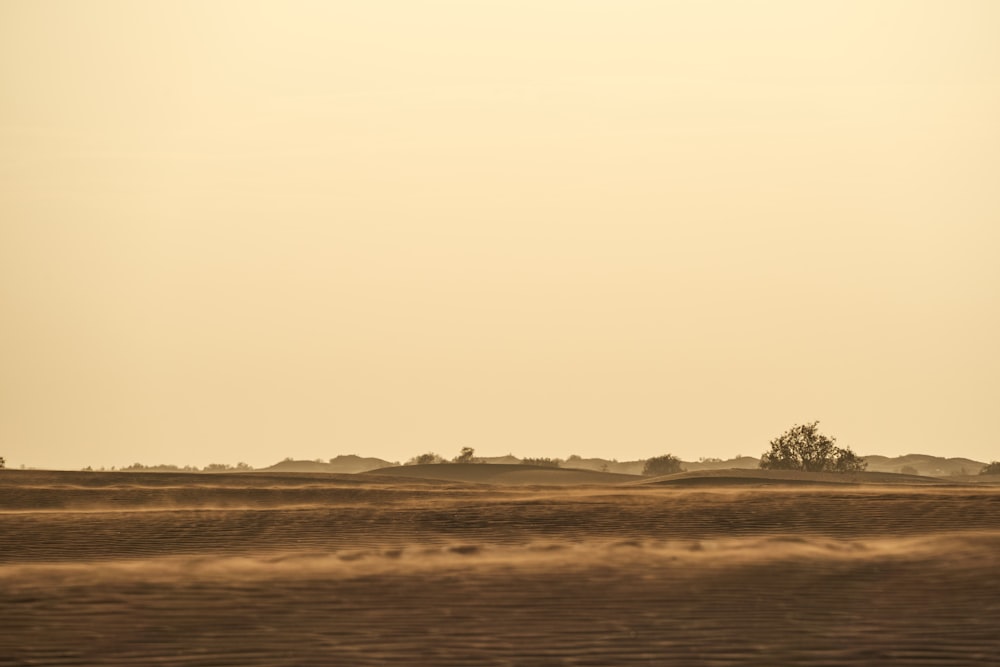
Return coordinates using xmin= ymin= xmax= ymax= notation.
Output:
xmin=366 ymin=462 xmax=637 ymax=485
xmin=2 ymin=469 xmax=999 ymax=665
xmin=637 ymin=467 xmax=967 ymax=486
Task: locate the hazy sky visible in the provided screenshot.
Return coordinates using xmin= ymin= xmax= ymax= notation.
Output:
xmin=2 ymin=1 xmax=998 ymax=470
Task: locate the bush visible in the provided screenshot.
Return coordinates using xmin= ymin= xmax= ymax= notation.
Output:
xmin=453 ymin=447 xmax=476 ymax=463
xmin=521 ymin=457 xmax=560 ymax=468
xmin=643 ymin=454 xmax=684 ymax=476
xmin=759 ymin=422 xmax=867 ymax=473
xmin=980 ymin=461 xmax=1000 ymax=475
xmin=408 ymin=452 xmax=443 ymax=465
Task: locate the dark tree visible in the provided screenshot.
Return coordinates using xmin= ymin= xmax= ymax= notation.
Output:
xmin=0 ymin=456 xmax=5 ymax=469
xmin=521 ymin=457 xmax=560 ymax=468
xmin=453 ymin=447 xmax=476 ymax=463
xmin=408 ymin=452 xmax=442 ymax=465
xmin=759 ymin=421 xmax=867 ymax=473
xmin=980 ymin=461 xmax=1000 ymax=475
xmin=643 ymin=454 xmax=684 ymax=476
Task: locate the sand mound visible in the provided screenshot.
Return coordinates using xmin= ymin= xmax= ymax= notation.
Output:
xmin=637 ymin=467 xmax=958 ymax=487
xmin=364 ymin=463 xmax=637 ymax=485
xmin=4 ymin=470 xmax=1000 ymax=665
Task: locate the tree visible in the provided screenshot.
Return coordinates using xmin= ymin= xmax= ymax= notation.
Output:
xmin=759 ymin=421 xmax=867 ymax=473
xmin=408 ymin=452 xmax=442 ymax=465
xmin=643 ymin=454 xmax=684 ymax=476
xmin=453 ymin=447 xmax=476 ymax=463
xmin=0 ymin=456 xmax=5 ymax=469
xmin=521 ymin=457 xmax=560 ymax=468
xmin=980 ymin=461 xmax=1000 ymax=475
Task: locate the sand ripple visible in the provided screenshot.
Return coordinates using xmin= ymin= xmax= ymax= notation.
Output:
xmin=2 ymin=471 xmax=999 ymax=665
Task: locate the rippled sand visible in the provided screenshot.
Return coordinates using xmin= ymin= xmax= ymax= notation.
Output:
xmin=2 ymin=469 xmax=999 ymax=665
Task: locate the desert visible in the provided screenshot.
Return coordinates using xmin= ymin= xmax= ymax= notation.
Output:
xmin=2 ymin=466 xmax=999 ymax=666
xmin=5 ymin=1 xmax=997 ymax=664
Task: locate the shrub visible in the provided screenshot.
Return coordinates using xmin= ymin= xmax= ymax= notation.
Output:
xmin=453 ymin=447 xmax=476 ymax=463
xmin=643 ymin=454 xmax=684 ymax=476
xmin=408 ymin=452 xmax=443 ymax=465
xmin=759 ymin=422 xmax=867 ymax=473
xmin=521 ymin=457 xmax=560 ymax=468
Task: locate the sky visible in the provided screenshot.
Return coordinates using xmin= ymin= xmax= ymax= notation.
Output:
xmin=2 ymin=1 xmax=998 ymax=470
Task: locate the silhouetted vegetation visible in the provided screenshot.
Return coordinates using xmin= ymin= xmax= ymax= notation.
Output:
xmin=642 ymin=454 xmax=684 ymax=476
xmin=760 ymin=422 xmax=867 ymax=473
xmin=118 ymin=462 xmax=250 ymax=473
xmin=121 ymin=462 xmax=198 ymax=472
xmin=0 ymin=456 xmax=5 ymax=469
xmin=407 ymin=452 xmax=444 ymax=465
xmin=980 ymin=461 xmax=1000 ymax=475
xmin=203 ymin=462 xmax=253 ymax=472
xmin=521 ymin=457 xmax=560 ymax=468
xmin=452 ymin=447 xmax=478 ymax=463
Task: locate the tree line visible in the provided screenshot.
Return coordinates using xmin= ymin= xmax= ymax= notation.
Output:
xmin=401 ymin=423 xmax=994 ymax=477
xmin=2 ymin=424 xmax=996 ymax=475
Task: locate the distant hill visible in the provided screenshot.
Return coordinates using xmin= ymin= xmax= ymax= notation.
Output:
xmin=862 ymin=454 xmax=986 ymax=477
xmin=455 ymin=453 xmax=986 ymax=478
xmin=206 ymin=452 xmax=988 ymax=478
xmin=560 ymin=457 xmax=644 ymax=475
xmin=261 ymin=455 xmax=398 ymax=474
xmin=635 ymin=468 xmax=957 ymax=487
xmin=674 ymin=454 xmax=985 ymax=477
xmin=558 ymin=456 xmax=760 ymax=475
xmin=477 ymin=455 xmax=522 ymax=465
xmin=682 ymin=456 xmax=761 ymax=472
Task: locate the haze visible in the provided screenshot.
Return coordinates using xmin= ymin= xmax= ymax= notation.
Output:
xmin=1 ymin=1 xmax=998 ymax=470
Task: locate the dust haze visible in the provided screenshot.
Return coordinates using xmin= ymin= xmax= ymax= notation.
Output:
xmin=3 ymin=0 xmax=999 ymax=663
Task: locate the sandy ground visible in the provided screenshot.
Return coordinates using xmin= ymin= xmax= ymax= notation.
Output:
xmin=2 ymin=468 xmax=999 ymax=665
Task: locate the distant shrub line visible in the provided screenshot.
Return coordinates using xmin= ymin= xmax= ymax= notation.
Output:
xmin=79 ymin=462 xmax=255 ymax=473
xmin=20 ymin=426 xmax=992 ymax=476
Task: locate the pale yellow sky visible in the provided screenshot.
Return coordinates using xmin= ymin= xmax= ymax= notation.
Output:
xmin=2 ymin=1 xmax=998 ymax=469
